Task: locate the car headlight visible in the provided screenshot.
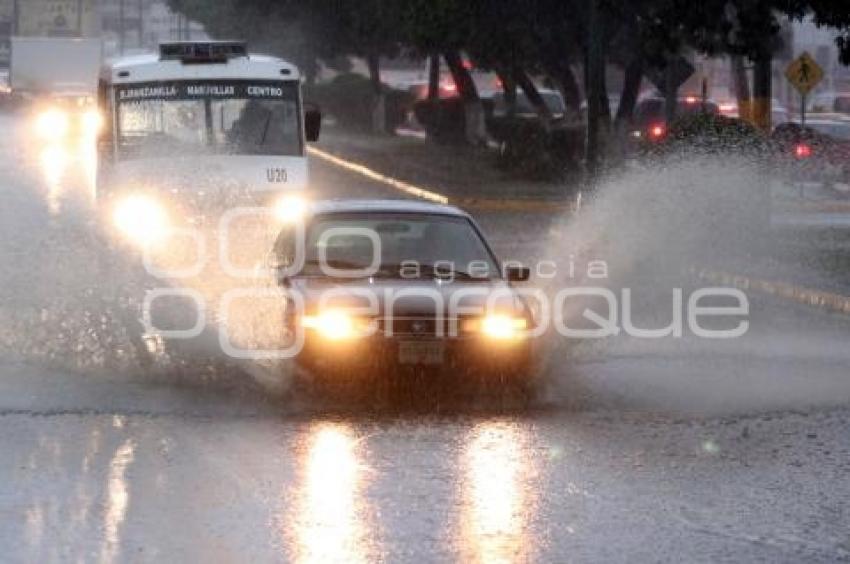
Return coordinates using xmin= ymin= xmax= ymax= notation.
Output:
xmin=463 ymin=314 xmax=528 ymax=340
xmin=112 ymin=195 xmax=169 ymax=247
xmin=82 ymin=109 xmax=103 ymax=136
xmin=273 ymin=193 xmax=307 ymax=223
xmin=35 ymin=108 xmax=70 ymax=140
xmin=301 ymin=310 xmax=373 ymax=340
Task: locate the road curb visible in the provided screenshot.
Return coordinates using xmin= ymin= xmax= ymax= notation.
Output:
xmin=308 ymin=146 xmax=577 ymax=213
xmin=691 ymin=267 xmax=850 ymax=315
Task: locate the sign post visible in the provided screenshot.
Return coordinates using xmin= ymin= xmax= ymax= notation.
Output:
xmin=785 ymin=51 xmax=824 ymax=127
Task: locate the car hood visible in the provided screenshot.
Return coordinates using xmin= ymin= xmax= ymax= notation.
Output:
xmin=288 ymin=277 xmax=529 ymax=318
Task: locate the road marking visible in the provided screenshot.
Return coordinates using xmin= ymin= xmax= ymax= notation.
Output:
xmin=774 ymin=201 xmax=850 ymax=214
xmin=308 ymin=146 xmax=449 ymax=204
xmin=308 ymin=146 xmax=577 ymax=213
xmin=451 ymin=197 xmax=578 ymax=212
xmin=691 ymin=267 xmax=850 ymax=315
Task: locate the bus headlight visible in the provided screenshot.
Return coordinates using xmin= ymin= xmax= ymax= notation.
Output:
xmin=112 ymin=195 xmax=169 ymax=247
xmin=35 ymin=108 xmax=70 ymax=140
xmin=273 ymin=193 xmax=307 ymax=223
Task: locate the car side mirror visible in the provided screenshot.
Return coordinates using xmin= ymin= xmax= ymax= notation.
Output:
xmin=505 ymin=265 xmax=530 ymax=282
xmin=305 ymin=104 xmax=322 ymax=142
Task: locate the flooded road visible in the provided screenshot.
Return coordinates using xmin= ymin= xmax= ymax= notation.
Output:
xmin=1 ymin=113 xmax=849 ymax=562
xmin=2 ymin=364 xmax=849 ymax=563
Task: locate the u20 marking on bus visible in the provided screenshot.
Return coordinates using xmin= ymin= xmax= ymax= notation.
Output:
xmin=266 ymin=167 xmax=288 ymax=183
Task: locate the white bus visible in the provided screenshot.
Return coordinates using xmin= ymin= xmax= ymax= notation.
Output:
xmin=96 ymin=41 xmax=321 ymax=236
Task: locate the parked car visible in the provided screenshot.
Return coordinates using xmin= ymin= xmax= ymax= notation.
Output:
xmin=490 ymin=89 xmax=566 ymax=119
xmin=630 ymin=96 xmax=721 ymax=144
xmin=771 ymin=119 xmax=850 ymax=192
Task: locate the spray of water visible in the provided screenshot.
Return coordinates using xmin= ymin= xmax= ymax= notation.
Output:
xmin=530 ymin=153 xmax=850 ymax=414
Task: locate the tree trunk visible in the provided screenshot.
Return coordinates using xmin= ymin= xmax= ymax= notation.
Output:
xmin=556 ymin=65 xmax=582 ymax=116
xmin=424 ymin=53 xmax=441 ymax=139
xmin=366 ymin=53 xmax=386 ymax=134
xmin=664 ymin=59 xmax=678 ymax=124
xmin=599 ymin=68 xmax=612 ymax=126
xmin=427 ymin=53 xmax=440 ymax=102
xmin=513 ymin=68 xmax=554 ymax=129
xmin=444 ymin=50 xmax=487 ymax=145
xmin=496 ymin=70 xmax=517 ymax=118
xmin=585 ymin=0 xmax=604 ymax=179
xmin=752 ymin=52 xmax=772 ymax=132
xmin=615 ymin=56 xmax=643 ymax=126
xmin=731 ymin=55 xmax=751 ymax=121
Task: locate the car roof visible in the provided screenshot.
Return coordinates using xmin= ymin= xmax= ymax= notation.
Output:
xmin=307 ymin=199 xmax=470 ymax=218
xmin=804 ymin=113 xmax=850 ymax=121
xmin=789 ymin=116 xmax=850 ymax=125
xmin=806 ymin=119 xmax=850 ymax=124
xmin=637 ymin=96 xmax=719 ymax=104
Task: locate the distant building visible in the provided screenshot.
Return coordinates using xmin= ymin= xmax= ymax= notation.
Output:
xmin=98 ymin=0 xmax=207 ymax=57
xmin=16 ymin=0 xmax=99 ymax=37
xmin=0 ymin=0 xmax=97 ymax=66
xmin=0 ymin=0 xmax=11 ymax=66
xmin=0 ymin=0 xmax=208 ymax=67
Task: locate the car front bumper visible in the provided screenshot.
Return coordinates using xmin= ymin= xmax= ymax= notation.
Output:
xmin=295 ymin=333 xmax=534 ymax=379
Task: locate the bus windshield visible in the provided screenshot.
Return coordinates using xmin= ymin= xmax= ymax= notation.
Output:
xmin=115 ymin=80 xmax=301 ymax=159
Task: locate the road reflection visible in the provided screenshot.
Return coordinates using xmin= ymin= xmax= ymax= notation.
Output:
xmin=40 ymin=144 xmax=70 ymax=216
xmin=15 ymin=421 xmax=133 ymax=563
xmin=290 ymin=422 xmax=375 ymax=564
xmin=99 ymin=438 xmax=135 ymax=564
xmin=459 ymin=421 xmax=539 ymax=564
xmin=38 ymin=138 xmax=97 ymax=216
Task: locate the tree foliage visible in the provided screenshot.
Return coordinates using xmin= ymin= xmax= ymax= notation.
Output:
xmin=167 ymin=0 xmax=850 ymax=138
xmin=168 ymin=0 xmax=850 ymax=86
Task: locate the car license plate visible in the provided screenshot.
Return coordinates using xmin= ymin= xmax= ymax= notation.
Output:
xmin=398 ymin=341 xmax=445 ymax=365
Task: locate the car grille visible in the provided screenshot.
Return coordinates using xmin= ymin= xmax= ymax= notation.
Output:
xmin=376 ymin=317 xmax=463 ymax=337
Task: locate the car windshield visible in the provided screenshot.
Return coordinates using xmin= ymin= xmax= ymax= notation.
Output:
xmin=275 ymin=213 xmax=500 ymax=279
xmin=492 ymin=92 xmax=566 ymax=116
xmin=634 ymin=99 xmax=719 ymax=125
xmin=116 ymin=80 xmax=301 ymax=158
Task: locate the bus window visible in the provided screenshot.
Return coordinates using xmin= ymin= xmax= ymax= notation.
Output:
xmin=115 ymin=80 xmax=301 ymax=159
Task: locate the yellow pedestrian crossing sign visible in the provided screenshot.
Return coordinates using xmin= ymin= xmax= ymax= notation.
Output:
xmin=785 ymin=52 xmax=824 ymax=95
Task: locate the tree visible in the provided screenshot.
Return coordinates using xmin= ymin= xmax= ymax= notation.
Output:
xmin=167 ymin=0 xmax=850 ymax=156
xmin=401 ymin=0 xmax=488 ymax=144
xmin=298 ymin=0 xmax=404 ymax=132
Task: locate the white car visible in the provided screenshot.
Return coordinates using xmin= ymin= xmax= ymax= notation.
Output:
xmin=808 ymin=92 xmax=850 ymax=115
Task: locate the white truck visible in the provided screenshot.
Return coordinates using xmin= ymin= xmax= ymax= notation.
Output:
xmin=11 ymin=37 xmax=103 ymax=141
xmin=10 ymin=36 xmax=102 ymax=98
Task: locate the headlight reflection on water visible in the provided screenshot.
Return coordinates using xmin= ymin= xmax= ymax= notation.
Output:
xmin=461 ymin=422 xmax=538 ymax=564
xmin=291 ymin=423 xmax=373 ymax=564
xmin=39 ymin=145 xmax=71 ymax=216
